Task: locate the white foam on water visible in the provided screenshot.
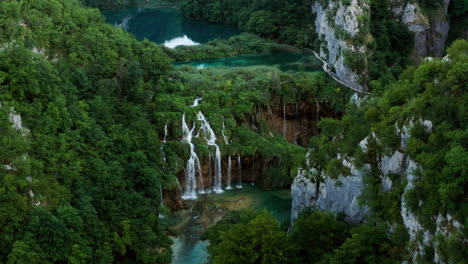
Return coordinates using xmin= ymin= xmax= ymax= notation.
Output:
xmin=164 ymin=35 xmax=200 ymax=49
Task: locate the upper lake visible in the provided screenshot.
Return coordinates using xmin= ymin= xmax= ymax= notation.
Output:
xmin=103 ymin=8 xmax=241 ymax=47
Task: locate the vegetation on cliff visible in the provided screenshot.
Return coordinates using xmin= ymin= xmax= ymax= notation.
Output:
xmin=203 ymin=40 xmax=467 ymax=264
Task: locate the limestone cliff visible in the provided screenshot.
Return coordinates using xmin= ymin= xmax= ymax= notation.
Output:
xmin=311 ymin=0 xmax=453 ymax=89
xmin=390 ymin=0 xmax=451 ymax=59
xmin=311 ymin=0 xmax=370 ymax=91
xmin=290 ymin=118 xmax=464 ymax=263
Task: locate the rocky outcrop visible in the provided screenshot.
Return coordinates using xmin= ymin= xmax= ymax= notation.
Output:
xmin=291 ymin=152 xmax=369 ymax=224
xmin=311 ymin=0 xmax=452 ymax=89
xmin=291 ymin=169 xmax=368 ymax=224
xmin=312 ymin=0 xmax=370 ymax=91
xmin=391 ymin=0 xmax=451 ymax=58
xmin=291 ymin=119 xmax=464 ymax=263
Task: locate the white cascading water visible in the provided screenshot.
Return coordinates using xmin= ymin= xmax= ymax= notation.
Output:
xmin=197 ymin=112 xmax=223 ymax=193
xmin=236 ymin=154 xmax=242 ymax=188
xmin=162 ymin=122 xmax=168 ymax=164
xmin=181 ymin=113 xmax=204 ymax=199
xmin=227 ymin=157 xmax=232 ymax=189
xmin=164 ymin=35 xmax=200 ymax=49
xmin=222 ymin=123 xmax=232 ymax=189
xmin=190 ymin=97 xmax=202 ymax=107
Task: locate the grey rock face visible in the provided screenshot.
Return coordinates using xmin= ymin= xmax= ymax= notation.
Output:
xmin=391 ymin=0 xmax=451 ymax=58
xmin=291 ymin=170 xmax=316 ymax=223
xmin=312 ymin=0 xmax=368 ymax=91
xmin=291 ymin=156 xmax=369 ymax=224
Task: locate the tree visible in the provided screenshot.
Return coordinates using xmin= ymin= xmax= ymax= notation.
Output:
xmin=290 ymin=210 xmax=349 ymax=263
xmin=208 ymin=211 xmax=298 ymax=264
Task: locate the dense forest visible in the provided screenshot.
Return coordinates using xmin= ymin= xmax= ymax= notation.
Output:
xmin=0 ymin=0 xmax=466 ymax=263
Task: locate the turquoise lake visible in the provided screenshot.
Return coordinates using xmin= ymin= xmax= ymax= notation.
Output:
xmin=103 ymin=8 xmax=241 ymax=45
xmin=103 ymin=8 xmax=322 ymax=71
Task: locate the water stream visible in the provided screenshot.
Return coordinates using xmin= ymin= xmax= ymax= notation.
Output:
xmin=221 ymin=124 xmax=233 ymax=190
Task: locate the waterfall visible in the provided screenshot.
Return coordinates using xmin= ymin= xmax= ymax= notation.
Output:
xmin=198 ymin=112 xmax=223 ymax=193
xmin=226 ymin=156 xmax=232 ymax=189
xmin=236 ymin=154 xmax=242 ymax=188
xmin=181 ymin=113 xmax=203 ymax=200
xmin=189 ymin=97 xmax=203 ymax=107
xmin=160 ymin=184 xmax=164 ymax=208
xmin=162 ymin=122 xmax=168 ymax=164
xmin=222 ymin=123 xmax=232 ymax=189
xmin=283 ymin=105 xmax=287 ymax=138
xmin=251 ymin=114 xmax=258 ymax=131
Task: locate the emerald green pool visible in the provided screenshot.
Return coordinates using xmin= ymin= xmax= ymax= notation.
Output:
xmin=168 ymin=184 xmax=292 ymax=264
xmin=176 ymin=50 xmax=322 ymax=72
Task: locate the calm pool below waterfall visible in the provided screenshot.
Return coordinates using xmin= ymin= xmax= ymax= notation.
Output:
xmin=167 ymin=184 xmax=292 ymax=264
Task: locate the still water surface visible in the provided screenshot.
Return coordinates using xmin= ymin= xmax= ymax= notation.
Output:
xmin=103 ymin=8 xmax=241 ymax=46
xmin=169 ymin=184 xmax=292 ymax=264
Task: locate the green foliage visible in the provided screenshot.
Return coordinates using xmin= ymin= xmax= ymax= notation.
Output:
xmin=181 ymin=0 xmax=315 ymax=47
xmin=367 ymin=0 xmax=414 ymax=86
xmin=164 ymin=33 xmax=278 ymax=61
xmin=0 ymin=0 xmax=173 ymax=262
xmin=290 ymin=209 xmax=349 ymax=263
xmin=330 ymin=219 xmax=403 ymax=264
xmin=153 ymin=66 xmax=346 ymax=187
xmin=206 ymin=210 xmax=298 ymax=264
xmin=306 ymin=40 xmax=467 ymax=263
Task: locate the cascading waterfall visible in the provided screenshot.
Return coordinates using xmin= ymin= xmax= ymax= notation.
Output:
xmin=198 ymin=112 xmax=223 ymax=193
xmin=222 ymin=123 xmax=232 ymax=189
xmin=190 ymin=97 xmax=203 ymax=107
xmin=227 ymin=157 xmax=232 ymax=189
xmin=161 ymin=122 xmax=168 ymax=164
xmin=181 ymin=113 xmax=203 ymax=199
xmin=236 ymin=154 xmax=242 ymax=188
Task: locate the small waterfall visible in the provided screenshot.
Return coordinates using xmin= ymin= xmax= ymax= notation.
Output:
xmin=236 ymin=154 xmax=242 ymax=188
xmin=251 ymin=114 xmax=258 ymax=131
xmin=163 ymin=123 xmax=168 ymax=143
xmin=160 ymin=184 xmax=164 ymax=208
xmin=222 ymin=123 xmax=232 ymax=189
xmin=189 ymin=97 xmax=202 ymax=107
xmin=181 ymin=114 xmax=202 ymax=200
xmin=283 ymin=105 xmax=287 ymax=138
xmin=198 ymin=112 xmax=223 ymax=193
xmin=226 ymin=156 xmax=232 ymax=189
xmin=162 ymin=122 xmax=168 ymax=164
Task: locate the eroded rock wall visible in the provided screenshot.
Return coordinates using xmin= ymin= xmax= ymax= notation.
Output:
xmin=391 ymin=0 xmax=451 ymax=59
xmin=312 ymin=0 xmax=370 ymax=91
xmin=291 ymin=118 xmax=464 ymax=263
